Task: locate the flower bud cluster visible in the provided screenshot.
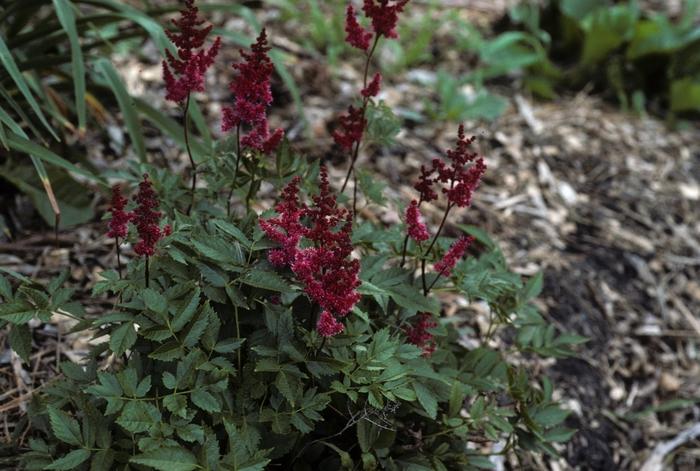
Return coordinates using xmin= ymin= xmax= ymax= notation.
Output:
xmin=434 ymin=236 xmax=474 ymax=277
xmin=415 ymin=125 xmax=486 ymax=207
xmin=405 ymin=313 xmax=437 ymax=356
xmin=106 ymin=175 xmax=169 ymax=258
xmin=133 ymin=174 xmax=168 ymax=257
xmin=107 ymin=185 xmax=132 ymax=239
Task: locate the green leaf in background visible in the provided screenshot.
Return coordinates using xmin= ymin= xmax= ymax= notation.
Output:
xmin=85 ymin=0 xmax=173 ymax=54
xmin=580 ymin=4 xmax=639 ymax=66
xmin=478 ymin=32 xmax=545 ymax=78
xmin=463 ymin=90 xmax=509 ymax=121
xmin=559 ymin=0 xmax=609 ymax=22
xmin=53 ymin=0 xmax=87 ymax=132
xmin=97 ymin=59 xmax=146 ymax=162
xmin=670 ymin=77 xmax=700 ymax=112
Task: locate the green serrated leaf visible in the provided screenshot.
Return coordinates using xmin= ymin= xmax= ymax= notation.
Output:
xmin=241 ymin=266 xmax=292 ymax=293
xmin=191 ymin=388 xmax=221 ymax=412
xmin=44 ymin=449 xmax=91 ymax=470
xmin=389 ymin=285 xmax=440 ymax=314
xmin=0 ymin=275 xmax=12 ymax=300
xmin=172 ymin=287 xmax=201 ymax=332
xmin=48 ymin=407 xmax=82 ymax=446
xmin=142 ymin=288 xmax=167 ymax=314
xmin=90 ymin=449 xmax=115 ymax=471
xmin=213 ymin=338 xmax=245 ymax=353
xmin=130 ymin=447 xmax=198 ymax=471
xmin=149 ymin=341 xmax=183 ymax=361
xmin=8 ymin=323 xmax=32 ymax=362
xmin=109 ymin=322 xmax=136 ymax=357
xmin=116 ymin=401 xmax=161 ymax=434
xmin=413 ymin=382 xmax=438 ymax=419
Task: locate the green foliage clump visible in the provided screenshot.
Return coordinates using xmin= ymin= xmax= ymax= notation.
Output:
xmin=1 ymin=165 xmax=582 ymax=468
xmin=510 ymin=0 xmax=700 ymax=119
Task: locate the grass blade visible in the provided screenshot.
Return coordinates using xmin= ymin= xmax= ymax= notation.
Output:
xmin=0 ymin=119 xmax=6 ymax=149
xmin=78 ymin=0 xmax=172 ymax=54
xmin=0 ymin=36 xmax=59 ymax=141
xmin=96 ymin=58 xmax=147 ymax=162
xmin=30 ymin=154 xmax=62 ymax=235
xmin=6 ymin=130 xmax=103 ymax=184
xmin=53 ymin=0 xmax=87 ymax=133
xmin=0 ymin=84 xmax=44 ymax=140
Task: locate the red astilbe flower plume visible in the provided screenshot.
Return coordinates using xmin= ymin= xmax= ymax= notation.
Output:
xmin=405 ymin=313 xmax=437 ymax=356
xmin=133 ymin=174 xmax=165 ymax=257
xmin=361 ymin=72 xmax=382 ymax=98
xmin=317 ymin=310 xmax=345 ymax=337
xmin=259 ymin=167 xmax=361 ymax=337
xmin=259 ymin=176 xmax=307 ymax=267
xmin=333 ymin=105 xmax=366 ymax=151
xmin=434 ymin=235 xmax=473 ymax=277
xmin=222 ymin=29 xmax=284 ymax=153
xmin=362 ymin=0 xmax=410 ymax=39
xmin=107 ymin=184 xmax=132 ymax=239
xmin=414 ymin=125 xmax=486 ymax=208
xmin=162 ymin=0 xmax=221 ymax=103
xmin=345 ymin=4 xmax=373 ymax=51
xmin=405 ymin=199 xmax=429 ymax=242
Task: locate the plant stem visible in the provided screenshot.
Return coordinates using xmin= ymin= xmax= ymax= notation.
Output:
xmin=425 ymin=265 xmax=449 ymax=296
xmin=352 ymin=170 xmax=358 ymax=216
xmin=115 ymin=236 xmax=123 ymax=279
xmin=227 ymin=125 xmax=242 ymax=216
xmin=340 ymin=36 xmax=380 ymax=195
xmin=144 ymin=256 xmax=150 ymax=288
xmin=421 ymin=203 xmax=453 ymax=295
xmin=183 ymin=94 xmax=197 ymax=215
xmin=234 ymin=304 xmax=241 ymax=373
xmin=245 ymin=158 xmax=257 ymax=212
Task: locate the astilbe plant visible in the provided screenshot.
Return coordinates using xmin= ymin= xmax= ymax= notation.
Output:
xmin=222 ymin=29 xmax=284 ymax=214
xmin=5 ymin=2 xmax=586 ymax=471
xmin=162 ymin=0 xmax=220 ymax=214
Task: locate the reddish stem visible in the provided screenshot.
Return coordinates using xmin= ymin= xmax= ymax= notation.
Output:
xmin=184 ymin=94 xmax=197 ymax=215
xmin=340 ymin=36 xmax=380 ymax=195
xmin=421 ymin=203 xmax=453 ymax=295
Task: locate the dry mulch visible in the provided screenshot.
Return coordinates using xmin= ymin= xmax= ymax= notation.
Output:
xmin=2 ymin=2 xmax=700 ymax=470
